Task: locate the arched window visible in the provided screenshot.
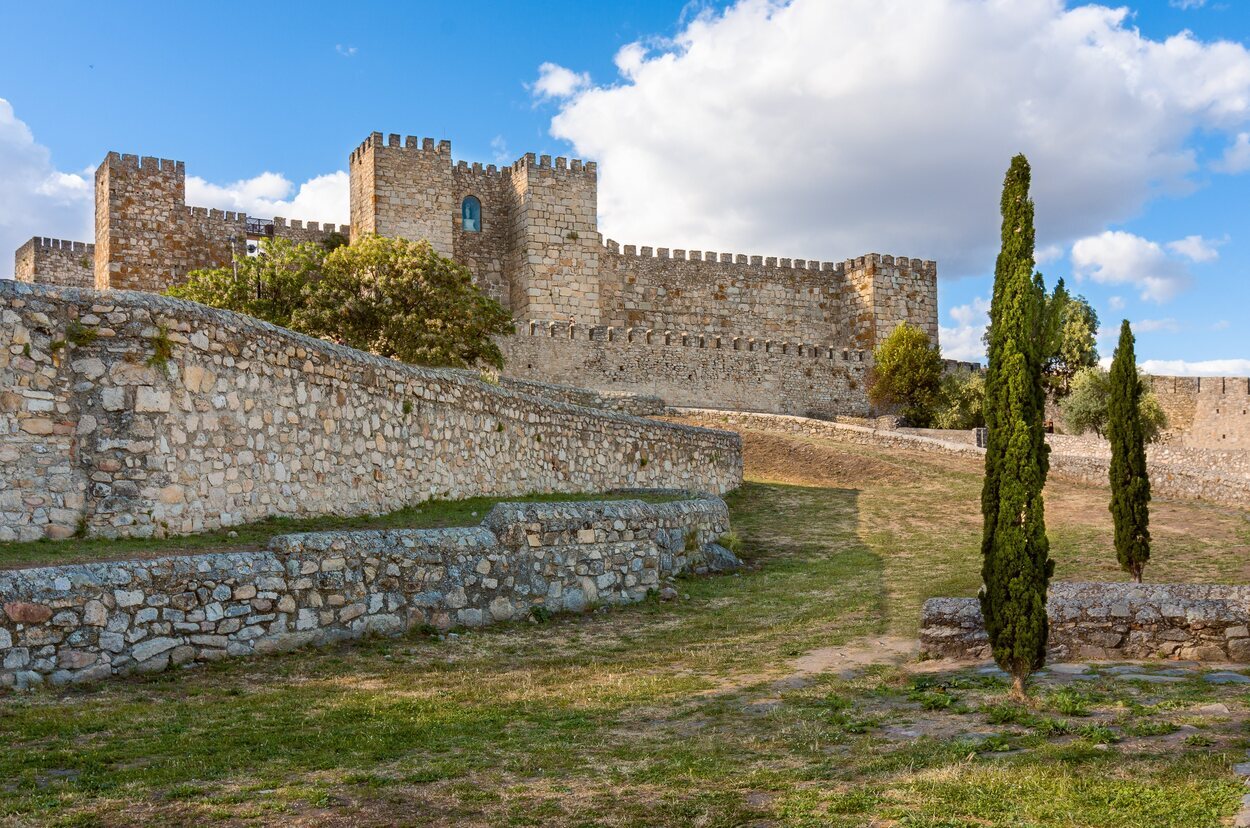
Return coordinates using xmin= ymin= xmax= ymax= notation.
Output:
xmin=461 ymin=196 xmax=481 ymax=232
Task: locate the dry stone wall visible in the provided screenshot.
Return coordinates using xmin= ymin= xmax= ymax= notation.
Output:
xmin=1152 ymin=375 xmax=1250 ymax=451
xmin=0 ymin=280 xmax=742 ymax=542
xmin=500 ymin=321 xmax=873 ymax=419
xmin=0 ymin=495 xmax=733 ymax=689
xmin=921 ymin=583 xmax=1250 ymax=663
xmin=673 ymin=409 xmax=1250 ymax=509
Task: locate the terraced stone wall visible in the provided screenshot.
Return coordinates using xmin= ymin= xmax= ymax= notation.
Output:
xmin=0 ymin=280 xmax=742 ymax=541
xmin=0 ymin=496 xmax=733 ymax=689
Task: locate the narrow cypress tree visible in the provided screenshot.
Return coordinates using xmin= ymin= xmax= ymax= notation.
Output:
xmin=1107 ymin=320 xmax=1151 ymax=581
xmin=980 ymin=155 xmax=1053 ymax=701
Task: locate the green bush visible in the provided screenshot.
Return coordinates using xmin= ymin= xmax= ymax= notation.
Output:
xmin=868 ymin=322 xmax=944 ymax=426
xmin=933 ymin=370 xmax=985 ymax=429
xmin=1060 ymin=366 xmax=1167 ymax=442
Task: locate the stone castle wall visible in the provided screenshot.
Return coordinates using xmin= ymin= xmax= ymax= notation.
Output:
xmin=14 ymin=238 xmax=95 ymax=290
xmin=0 ymin=280 xmax=742 ymax=542
xmin=1152 ymin=375 xmax=1250 ymax=450
xmin=500 ymin=321 xmax=873 ymax=419
xmin=921 ymin=583 xmax=1250 ymax=663
xmin=0 ymin=494 xmax=732 ymax=689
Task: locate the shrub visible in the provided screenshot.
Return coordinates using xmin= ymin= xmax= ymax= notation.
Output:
xmin=1061 ymin=366 xmax=1167 ymax=442
xmin=868 ymin=322 xmax=944 ymax=426
xmin=933 ymin=370 xmax=985 ymax=429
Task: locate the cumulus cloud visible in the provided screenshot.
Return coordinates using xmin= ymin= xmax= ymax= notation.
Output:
xmin=1108 ymin=295 xmax=1125 ymax=310
xmin=1166 ymin=234 xmax=1223 ymax=262
xmin=1213 ymin=132 xmax=1250 ymax=172
xmin=1169 ymin=0 xmax=1206 ymax=9
xmin=539 ymin=0 xmax=1250 ymax=276
xmin=938 ymin=296 xmax=990 ymax=362
xmin=335 ymin=44 xmax=357 ymax=58
xmin=185 ymin=171 xmax=350 ymax=224
xmin=1140 ymin=358 xmax=1250 ymax=376
xmin=531 ymin=62 xmax=591 ymax=101
xmin=1070 ymin=230 xmax=1193 ymax=303
xmin=0 ymin=99 xmax=93 ymax=278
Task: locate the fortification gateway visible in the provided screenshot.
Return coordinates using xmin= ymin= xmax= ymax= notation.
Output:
xmin=16 ymin=131 xmax=944 ymax=418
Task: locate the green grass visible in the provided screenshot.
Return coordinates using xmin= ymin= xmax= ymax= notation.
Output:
xmin=0 ymin=491 xmax=679 ymax=571
xmin=0 ymin=428 xmax=1247 ymax=826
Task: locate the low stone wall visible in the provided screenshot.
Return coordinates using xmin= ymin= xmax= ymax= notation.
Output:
xmin=674 ymin=409 xmax=1250 ymax=509
xmin=0 ymin=281 xmax=742 ymax=541
xmin=486 ymin=374 xmax=667 ymax=418
xmin=0 ymin=494 xmax=734 ymax=689
xmin=920 ymin=583 xmax=1250 ymax=663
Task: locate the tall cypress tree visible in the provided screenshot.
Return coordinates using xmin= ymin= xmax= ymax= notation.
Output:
xmin=980 ymin=155 xmax=1053 ymax=701
xmin=1107 ymin=320 xmax=1151 ymax=582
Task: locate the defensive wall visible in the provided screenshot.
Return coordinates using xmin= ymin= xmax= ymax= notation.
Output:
xmin=14 ymin=238 xmax=95 ymax=290
xmin=500 ymin=320 xmax=875 ymax=419
xmin=0 ymin=280 xmax=742 ymax=542
xmin=921 ymin=583 xmax=1250 ymax=663
xmin=1152 ymin=374 xmax=1250 ymax=450
xmin=0 ymin=494 xmax=734 ymax=689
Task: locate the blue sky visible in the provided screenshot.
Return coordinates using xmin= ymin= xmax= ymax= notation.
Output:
xmin=1 ymin=0 xmax=1247 ymax=374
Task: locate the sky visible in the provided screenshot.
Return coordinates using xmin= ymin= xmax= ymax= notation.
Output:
xmin=1 ymin=0 xmax=1247 ymax=375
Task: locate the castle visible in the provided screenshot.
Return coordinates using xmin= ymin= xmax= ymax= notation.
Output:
xmin=14 ymin=132 xmax=946 ymax=418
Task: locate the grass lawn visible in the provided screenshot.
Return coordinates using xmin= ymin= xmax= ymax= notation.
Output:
xmin=0 ymin=423 xmax=1247 ymax=826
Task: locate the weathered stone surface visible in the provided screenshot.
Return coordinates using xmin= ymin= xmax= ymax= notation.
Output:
xmin=0 ymin=280 xmax=741 ymax=542
xmin=921 ymin=583 xmax=1250 ymax=663
xmin=0 ymin=494 xmax=730 ymax=688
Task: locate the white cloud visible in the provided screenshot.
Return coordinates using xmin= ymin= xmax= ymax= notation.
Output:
xmin=1169 ymin=0 xmax=1206 ymax=9
xmin=541 ymin=0 xmax=1250 ymax=277
xmin=1213 ymin=132 xmax=1250 ymax=173
xmin=1140 ymin=358 xmax=1250 ymax=376
xmin=0 ymin=99 xmax=93 ymax=278
xmin=531 ymin=62 xmax=591 ymax=101
xmin=1166 ymin=234 xmax=1223 ymax=262
xmin=1212 ymin=319 xmax=1230 ymax=330
xmin=185 ymin=170 xmax=349 ymax=225
xmin=335 ymin=44 xmax=357 ymax=58
xmin=1108 ymin=295 xmax=1125 ymax=310
xmin=490 ymin=135 xmax=512 ymax=166
xmin=1035 ymin=244 xmax=1064 ymax=265
xmin=1133 ymin=318 xmax=1181 ymax=333
xmin=939 ymin=296 xmax=989 ymax=362
xmin=1070 ymin=230 xmax=1193 ymax=303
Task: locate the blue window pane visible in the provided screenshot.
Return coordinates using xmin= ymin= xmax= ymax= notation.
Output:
xmin=462 ymin=196 xmax=481 ymax=232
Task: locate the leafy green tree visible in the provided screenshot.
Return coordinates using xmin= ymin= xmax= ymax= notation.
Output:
xmin=1060 ymin=366 xmax=1167 ymax=442
xmin=868 ymin=322 xmax=944 ymax=426
xmin=933 ymin=370 xmax=986 ymax=429
xmin=979 ymin=154 xmax=1053 ymax=701
xmin=306 ymin=235 xmax=515 ymax=369
xmin=169 ymin=235 xmax=514 ymax=369
xmin=169 ymin=237 xmax=322 ymax=328
xmin=1107 ymin=320 xmax=1151 ymax=582
xmin=1042 ymin=279 xmax=1099 ymax=394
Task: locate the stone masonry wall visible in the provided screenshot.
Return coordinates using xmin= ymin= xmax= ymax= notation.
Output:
xmin=500 ymin=321 xmax=873 ymax=419
xmin=600 ymin=247 xmax=938 ymax=349
xmin=14 ymin=238 xmax=95 ymax=289
xmin=920 ymin=583 xmax=1250 ymax=663
xmin=0 ymin=494 xmax=732 ymax=689
xmin=0 ymin=280 xmax=742 ymax=542
xmin=349 ymin=134 xmax=456 ymax=256
xmin=1152 ymin=375 xmax=1250 ymax=450
xmin=673 ymin=409 xmax=1250 ymax=509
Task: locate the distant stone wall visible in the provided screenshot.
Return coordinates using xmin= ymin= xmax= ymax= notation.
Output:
xmin=500 ymin=321 xmax=873 ymax=419
xmin=486 ymin=374 xmax=667 ymax=418
xmin=920 ymin=583 xmax=1250 ymax=663
xmin=0 ymin=280 xmax=742 ymax=542
xmin=600 ymin=247 xmax=937 ymax=350
xmin=673 ymin=409 xmax=1250 ymax=509
xmin=1151 ymin=375 xmax=1250 ymax=451
xmin=0 ymin=495 xmax=734 ymax=689
xmin=14 ymin=238 xmax=95 ymax=289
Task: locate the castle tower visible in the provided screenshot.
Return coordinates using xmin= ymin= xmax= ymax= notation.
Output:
xmin=349 ymin=133 xmax=457 ymax=255
xmin=94 ymin=153 xmax=245 ymax=292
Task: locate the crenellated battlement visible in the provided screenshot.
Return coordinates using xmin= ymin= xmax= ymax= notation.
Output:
xmin=509 ymin=151 xmax=596 ymax=180
xmin=519 ymin=319 xmax=869 ymax=362
xmin=20 ymin=237 xmax=94 ymax=254
xmin=602 ymin=239 xmax=936 ymax=278
xmin=350 ymin=131 xmax=452 ymax=165
xmin=104 ymin=152 xmax=184 ymax=178
xmin=271 ymin=217 xmax=351 ymax=236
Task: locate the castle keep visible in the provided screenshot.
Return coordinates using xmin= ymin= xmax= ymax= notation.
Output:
xmin=16 ymin=130 xmax=943 ymax=418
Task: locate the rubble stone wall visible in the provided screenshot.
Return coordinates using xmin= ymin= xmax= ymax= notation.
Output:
xmin=0 ymin=495 xmax=731 ymax=689
xmin=0 ymin=280 xmax=742 ymax=542
xmin=14 ymin=239 xmax=95 ymax=289
xmin=920 ymin=583 xmax=1250 ymax=663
